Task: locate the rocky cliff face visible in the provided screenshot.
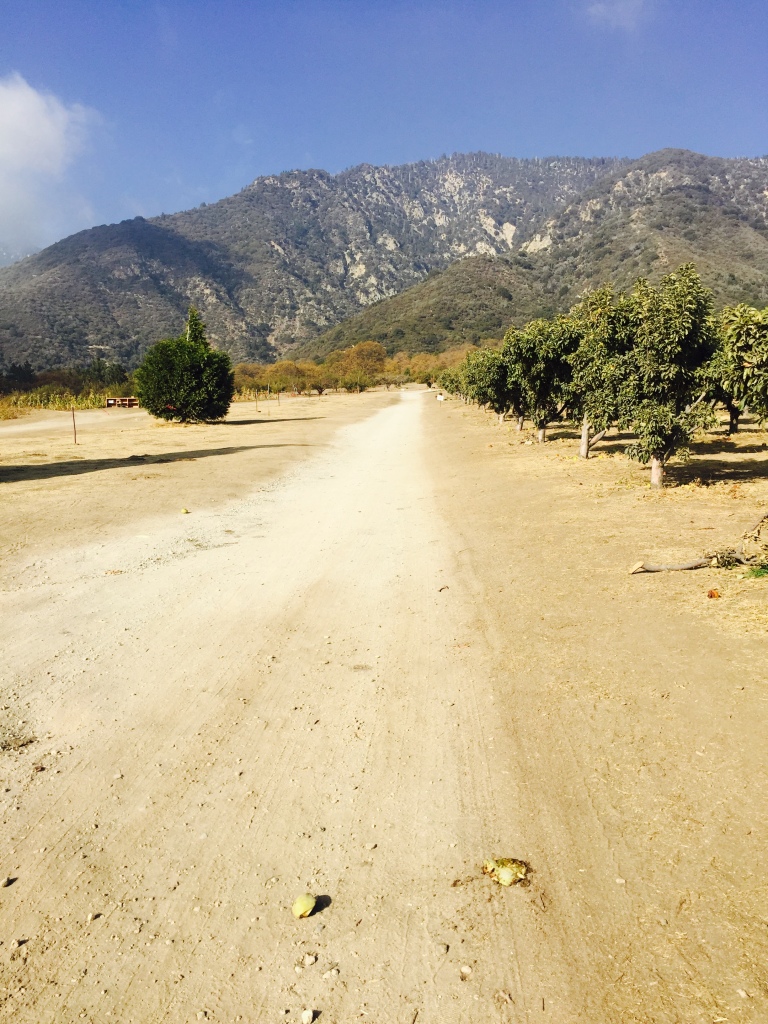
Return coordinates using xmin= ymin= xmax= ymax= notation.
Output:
xmin=1 ymin=149 xmax=767 ymax=369
xmin=310 ymin=150 xmax=768 ymax=356
xmin=0 ymin=153 xmax=626 ymax=368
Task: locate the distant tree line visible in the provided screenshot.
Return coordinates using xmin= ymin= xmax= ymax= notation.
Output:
xmin=0 ymin=357 xmax=133 ymax=408
xmin=231 ymin=342 xmax=465 ymax=396
xmin=439 ymin=264 xmax=768 ymax=488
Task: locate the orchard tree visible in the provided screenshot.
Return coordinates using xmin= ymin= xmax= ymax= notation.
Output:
xmin=623 ymin=265 xmax=716 ymax=487
xmin=708 ymin=304 xmax=768 ymax=431
xmin=503 ymin=315 xmax=577 ymax=441
xmin=135 ymin=307 xmax=234 ymax=422
xmin=342 ymin=341 xmax=387 ymax=391
xmin=461 ymin=348 xmax=521 ymax=423
xmin=568 ymin=285 xmax=634 ymax=458
xmin=437 ymin=366 xmax=464 ymax=397
xmin=265 ymin=360 xmax=306 ymax=394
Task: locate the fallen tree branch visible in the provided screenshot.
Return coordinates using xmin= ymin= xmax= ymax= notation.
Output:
xmin=630 ymin=558 xmax=710 ymax=574
xmin=630 ymin=511 xmax=768 ymax=574
xmin=744 ymin=512 xmax=768 ymax=537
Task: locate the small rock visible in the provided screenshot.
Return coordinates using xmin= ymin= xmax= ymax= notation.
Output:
xmin=365 ymin=843 xmax=377 ymax=850
xmin=303 ymin=953 xmax=317 ymax=967
xmin=615 ymin=877 xmax=626 ymax=885
xmin=314 ymin=922 xmax=325 ymax=934
xmin=295 ymin=965 xmax=304 ymax=974
xmin=301 ymin=1011 xmax=315 ymax=1024
xmin=460 ymin=965 xmax=472 ymax=976
xmin=737 ymin=989 xmax=749 ymax=999
xmin=436 ymin=943 xmax=449 ymax=954
xmin=87 ymin=913 xmax=94 ymax=923
xmin=1 ymin=876 xmax=11 ymax=888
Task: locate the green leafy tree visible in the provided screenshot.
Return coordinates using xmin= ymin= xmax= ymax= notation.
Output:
xmin=623 ymin=265 xmax=716 ymax=487
xmin=568 ymin=286 xmax=634 ymax=457
xmin=708 ymin=304 xmax=768 ymax=432
xmin=437 ymin=366 xmax=464 ymax=397
xmin=460 ymin=348 xmax=520 ymax=423
xmin=502 ymin=315 xmax=577 ymax=441
xmin=135 ymin=308 xmax=234 ymax=422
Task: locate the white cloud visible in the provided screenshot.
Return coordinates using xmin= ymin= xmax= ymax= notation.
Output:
xmin=0 ymin=73 xmax=98 ymax=252
xmin=586 ymin=0 xmax=647 ymax=30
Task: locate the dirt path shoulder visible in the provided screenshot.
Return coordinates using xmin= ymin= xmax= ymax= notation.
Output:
xmin=425 ymin=395 xmax=768 ymax=1022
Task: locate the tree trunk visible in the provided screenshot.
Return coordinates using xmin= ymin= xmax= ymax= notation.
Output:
xmin=726 ymin=401 xmax=740 ymax=434
xmin=537 ymin=426 xmax=546 ymax=443
xmin=498 ymin=412 xmax=505 ymax=425
xmin=650 ymin=455 xmax=664 ymax=488
xmin=579 ymin=414 xmax=590 ymax=459
xmin=516 ymin=416 xmax=524 ymax=431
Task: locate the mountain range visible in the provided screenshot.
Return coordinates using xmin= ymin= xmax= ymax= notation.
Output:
xmin=1 ymin=148 xmax=767 ymax=369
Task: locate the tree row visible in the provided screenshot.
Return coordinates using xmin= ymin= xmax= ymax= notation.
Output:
xmin=438 ymin=264 xmax=768 ymax=487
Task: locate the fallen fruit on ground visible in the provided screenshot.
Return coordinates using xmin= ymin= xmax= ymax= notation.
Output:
xmin=482 ymin=858 xmax=529 ymax=886
xmin=292 ymin=893 xmax=317 ymax=918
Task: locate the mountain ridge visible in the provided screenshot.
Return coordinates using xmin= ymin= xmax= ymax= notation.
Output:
xmin=2 ymin=149 xmax=768 ymax=369
xmin=0 ymin=152 xmax=628 ymax=368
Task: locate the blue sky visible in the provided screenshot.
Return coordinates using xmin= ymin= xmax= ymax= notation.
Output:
xmin=1 ymin=0 xmax=767 ymax=251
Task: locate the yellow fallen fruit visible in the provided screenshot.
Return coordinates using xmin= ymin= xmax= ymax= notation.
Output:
xmin=482 ymin=858 xmax=529 ymax=886
xmin=181 ymin=508 xmax=190 ymax=514
xmin=292 ymin=893 xmax=317 ymax=918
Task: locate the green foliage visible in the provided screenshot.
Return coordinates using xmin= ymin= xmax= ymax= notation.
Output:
xmin=567 ymin=286 xmax=634 ymax=435
xmin=460 ymin=348 xmax=519 ymax=418
xmin=0 ymin=357 xmax=130 ymax=397
xmin=503 ymin=315 xmax=577 ymax=431
xmin=135 ymin=308 xmax=234 ymax=422
xmin=437 ymin=367 xmax=464 ymax=395
xmin=0 ymin=360 xmax=35 ymax=393
xmin=308 ymin=256 xmax=554 ymax=358
xmin=718 ymin=304 xmax=768 ymax=420
xmin=622 ymin=265 xmax=717 ymax=469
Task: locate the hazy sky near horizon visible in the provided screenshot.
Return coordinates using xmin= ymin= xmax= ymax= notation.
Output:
xmin=1 ymin=0 xmax=766 ymax=251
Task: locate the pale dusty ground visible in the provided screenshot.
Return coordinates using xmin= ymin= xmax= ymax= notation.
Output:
xmin=1 ymin=390 xmax=767 ymax=1023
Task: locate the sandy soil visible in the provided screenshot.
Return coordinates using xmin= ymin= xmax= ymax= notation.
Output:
xmin=1 ymin=390 xmax=767 ymax=1023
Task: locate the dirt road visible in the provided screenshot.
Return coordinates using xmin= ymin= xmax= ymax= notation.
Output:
xmin=1 ymin=391 xmax=767 ymax=1023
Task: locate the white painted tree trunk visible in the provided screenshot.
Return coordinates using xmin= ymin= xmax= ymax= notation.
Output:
xmin=498 ymin=412 xmax=505 ymax=425
xmin=516 ymin=416 xmax=524 ymax=431
xmin=579 ymin=414 xmax=590 ymax=459
xmin=650 ymin=455 xmax=664 ymax=488
xmin=537 ymin=426 xmax=546 ymax=443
